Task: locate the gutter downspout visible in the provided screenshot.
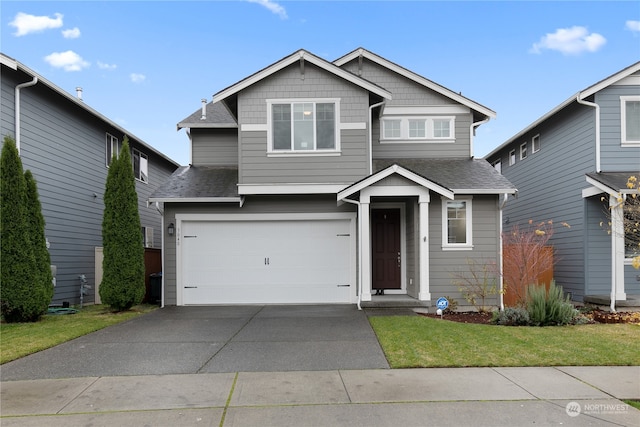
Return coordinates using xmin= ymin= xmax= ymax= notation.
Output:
xmin=342 ymin=197 xmax=363 ymax=310
xmin=470 ymin=117 xmax=490 ymax=158
xmin=498 ymin=193 xmax=510 ymax=311
xmin=368 ymin=101 xmax=386 ymax=175
xmin=155 ymin=202 xmax=166 ymax=308
xmin=576 ymin=95 xmax=601 ymax=172
xmin=15 ymin=76 xmax=38 ymax=154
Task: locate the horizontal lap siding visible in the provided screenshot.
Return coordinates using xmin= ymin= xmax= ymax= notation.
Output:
xmin=191 ymin=128 xmax=239 ymax=166
xmin=428 ymin=196 xmax=501 ymax=306
xmin=1 ymin=70 xmax=177 ymax=304
xmin=597 ymin=85 xmax=640 ymax=170
xmin=238 ymin=64 xmax=370 ymax=184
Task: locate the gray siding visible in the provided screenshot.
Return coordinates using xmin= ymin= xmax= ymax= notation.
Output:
xmin=596 ymin=85 xmax=640 ymax=170
xmin=237 ymin=63 xmax=370 ymax=185
xmin=162 ymin=196 xmax=356 ymax=305
xmin=191 ymin=128 xmax=238 ymax=166
xmin=428 ymin=195 xmax=501 ymax=308
xmin=584 ymin=196 xmax=611 ymax=295
xmin=1 ymin=66 xmax=178 ymax=304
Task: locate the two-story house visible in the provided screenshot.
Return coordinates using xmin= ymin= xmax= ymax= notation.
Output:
xmin=1 ymin=53 xmax=180 ymax=305
xmin=485 ymin=61 xmax=640 ymax=311
xmin=150 ymin=48 xmax=515 ymax=309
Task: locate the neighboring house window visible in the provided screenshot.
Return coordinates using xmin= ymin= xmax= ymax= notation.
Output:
xmin=621 ymin=96 xmax=640 ymax=146
xmin=380 ymin=116 xmax=455 ymax=142
xmin=132 ymin=148 xmax=149 ymax=183
xmin=106 ymin=133 xmax=120 ymax=166
xmin=141 ymin=226 xmax=154 ymax=248
xmin=383 ymin=119 xmax=402 ymax=139
xmin=268 ymin=99 xmax=339 ymax=152
xmin=532 ymin=134 xmax=540 ymax=153
xmin=509 ymin=149 xmax=516 ymax=166
xmin=442 ymin=197 xmax=473 ymax=250
xmin=492 ymin=159 xmax=502 ymax=173
xmin=520 ymin=142 xmax=528 ymax=160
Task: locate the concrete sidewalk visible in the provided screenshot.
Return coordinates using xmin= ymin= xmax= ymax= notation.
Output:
xmin=2 ymin=366 xmax=639 ymax=426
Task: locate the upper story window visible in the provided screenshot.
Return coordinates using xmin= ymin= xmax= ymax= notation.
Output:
xmin=532 ymin=134 xmax=540 ymax=153
xmin=492 ymin=158 xmax=502 ymax=173
xmin=520 ymin=142 xmax=528 ymax=160
xmin=105 ymin=133 xmax=120 ymax=166
xmin=380 ymin=116 xmax=455 ymax=143
xmin=268 ymin=99 xmax=339 ymax=153
xmin=509 ymin=149 xmax=516 ymax=166
xmin=442 ymin=197 xmax=473 ymax=250
xmin=621 ymin=96 xmax=640 ymax=146
xmin=132 ymin=148 xmax=149 ymax=183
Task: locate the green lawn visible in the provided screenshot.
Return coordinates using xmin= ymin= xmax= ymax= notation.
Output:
xmin=369 ymin=316 xmax=640 ymax=368
xmin=1 ymin=304 xmax=157 ymax=364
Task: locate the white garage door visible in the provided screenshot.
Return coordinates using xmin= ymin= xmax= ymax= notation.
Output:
xmin=180 ymin=218 xmax=353 ymax=304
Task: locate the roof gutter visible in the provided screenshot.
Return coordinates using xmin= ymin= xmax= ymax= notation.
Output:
xmin=470 ymin=116 xmax=490 ymax=158
xmin=15 ymin=76 xmax=38 ymax=154
xmin=576 ymin=94 xmax=601 ymax=173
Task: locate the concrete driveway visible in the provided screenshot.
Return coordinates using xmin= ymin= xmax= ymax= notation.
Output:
xmin=0 ymin=305 xmax=390 ymax=381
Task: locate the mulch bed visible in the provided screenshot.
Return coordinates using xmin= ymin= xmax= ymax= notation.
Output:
xmin=418 ymin=310 xmax=640 ymax=325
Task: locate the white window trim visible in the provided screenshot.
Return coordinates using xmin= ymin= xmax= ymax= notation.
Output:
xmin=492 ymin=158 xmax=502 ymax=173
xmin=509 ymin=149 xmax=516 ymax=166
xmin=441 ymin=196 xmax=473 ymax=250
xmin=520 ymin=142 xmax=528 ymax=160
xmin=132 ymin=148 xmax=149 ymax=184
xmin=532 ymin=134 xmax=540 ymax=153
xmin=266 ymin=98 xmax=341 ymax=155
xmin=380 ymin=116 xmax=455 ymax=143
xmin=105 ymin=133 xmax=119 ymax=167
xmin=621 ymin=96 xmax=640 ymax=147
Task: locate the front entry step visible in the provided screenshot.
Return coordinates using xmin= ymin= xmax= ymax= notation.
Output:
xmin=361 ymin=295 xmax=430 ymax=309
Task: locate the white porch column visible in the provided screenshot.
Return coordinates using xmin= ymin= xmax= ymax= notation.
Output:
xmin=360 ymin=199 xmax=372 ymax=302
xmin=610 ymin=196 xmax=627 ymax=311
xmin=418 ymin=193 xmax=431 ymax=301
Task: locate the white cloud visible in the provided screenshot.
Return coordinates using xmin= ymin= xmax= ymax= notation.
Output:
xmin=247 ymin=0 xmax=287 ymax=19
xmin=130 ymin=73 xmax=146 ymax=83
xmin=626 ymin=20 xmax=640 ymax=33
xmin=10 ymin=12 xmax=63 ymax=36
xmin=97 ymin=61 xmax=117 ymax=70
xmin=62 ymin=27 xmax=81 ymax=39
xmin=530 ymin=26 xmax=606 ymax=55
xmin=44 ymin=50 xmax=90 ymax=71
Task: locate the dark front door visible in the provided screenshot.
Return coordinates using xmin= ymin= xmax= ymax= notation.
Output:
xmin=372 ymin=209 xmax=401 ymax=292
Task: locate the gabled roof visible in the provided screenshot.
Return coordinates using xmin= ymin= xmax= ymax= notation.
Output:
xmin=0 ymin=53 xmax=180 ymax=168
xmin=334 ymin=48 xmax=496 ymax=119
xmin=373 ymin=158 xmax=517 ymax=194
xmin=177 ymin=101 xmax=237 ymax=130
xmin=211 ymin=49 xmax=392 ymax=105
xmin=485 ymin=61 xmax=640 ymax=159
xmin=148 ymin=165 xmax=240 ymax=202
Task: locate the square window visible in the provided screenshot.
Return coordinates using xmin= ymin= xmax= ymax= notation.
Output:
xmin=383 ymin=119 xmax=401 ymax=139
xmin=408 ymin=119 xmax=426 ymax=138
xmin=433 ymin=119 xmax=451 ymax=138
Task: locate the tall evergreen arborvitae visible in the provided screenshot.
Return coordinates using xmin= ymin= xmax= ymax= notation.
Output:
xmin=100 ymin=137 xmax=145 ymax=311
xmin=24 ymin=170 xmax=54 ymax=310
xmin=0 ymin=136 xmax=41 ymax=322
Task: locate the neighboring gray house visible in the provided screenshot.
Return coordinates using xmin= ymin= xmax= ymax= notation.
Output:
xmin=150 ymin=48 xmax=515 ymax=308
xmin=485 ymin=61 xmax=640 ymax=311
xmin=1 ymin=53 xmax=180 ymax=305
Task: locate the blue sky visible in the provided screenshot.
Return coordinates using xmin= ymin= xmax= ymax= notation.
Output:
xmin=2 ymin=1 xmax=639 ymax=165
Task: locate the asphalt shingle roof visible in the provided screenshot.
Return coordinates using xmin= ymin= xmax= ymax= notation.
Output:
xmin=586 ymin=171 xmax=639 ymax=193
xmin=373 ymin=158 xmax=516 ymax=193
xmin=177 ymin=102 xmax=237 ymax=129
xmin=149 ymin=165 xmax=239 ymax=200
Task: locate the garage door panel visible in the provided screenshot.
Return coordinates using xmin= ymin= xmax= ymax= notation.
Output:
xmin=181 ymin=219 xmax=352 ymax=305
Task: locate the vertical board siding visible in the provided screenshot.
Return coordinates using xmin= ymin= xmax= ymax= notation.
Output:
xmin=237 ymin=63 xmax=370 ymax=184
xmin=1 ymin=68 xmax=178 ymax=304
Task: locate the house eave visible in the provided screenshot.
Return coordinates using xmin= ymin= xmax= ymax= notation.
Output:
xmin=148 ymin=197 xmax=243 ymax=203
xmin=453 ymin=188 xmax=518 ymax=195
xmin=238 ymin=183 xmax=347 ymax=195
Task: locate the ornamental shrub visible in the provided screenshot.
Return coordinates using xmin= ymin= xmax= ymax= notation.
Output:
xmin=99 ymin=137 xmax=145 ymax=311
xmin=492 ymin=307 xmax=530 ymax=326
xmin=0 ymin=137 xmax=43 ymax=322
xmin=526 ymin=280 xmax=577 ymax=326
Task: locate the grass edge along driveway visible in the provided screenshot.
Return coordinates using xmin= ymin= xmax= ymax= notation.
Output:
xmin=369 ymin=315 xmax=640 ymax=368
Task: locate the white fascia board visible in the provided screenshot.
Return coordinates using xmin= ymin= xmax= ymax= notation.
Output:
xmin=338 ymin=164 xmax=454 ymax=201
xmin=580 ymin=61 xmax=640 ymax=99
xmin=383 ymin=105 xmax=470 ymax=115
xmin=585 ymin=176 xmax=619 ymax=197
xmin=238 ymin=183 xmax=347 ymax=195
xmin=212 ymin=50 xmax=392 ymax=105
xmin=178 ymin=122 xmax=237 ymax=129
xmin=0 ymin=53 xmax=17 ymax=69
xmin=148 ymin=197 xmax=243 ymax=203
xmin=453 ymin=188 xmax=517 ymax=195
xmin=334 ymin=49 xmax=495 ymax=119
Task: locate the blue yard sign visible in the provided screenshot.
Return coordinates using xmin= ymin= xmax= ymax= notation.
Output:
xmin=436 ymin=297 xmax=449 ymax=311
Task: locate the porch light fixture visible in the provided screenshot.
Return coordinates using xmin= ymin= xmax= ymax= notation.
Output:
xmin=168 ymin=222 xmax=175 ymax=236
